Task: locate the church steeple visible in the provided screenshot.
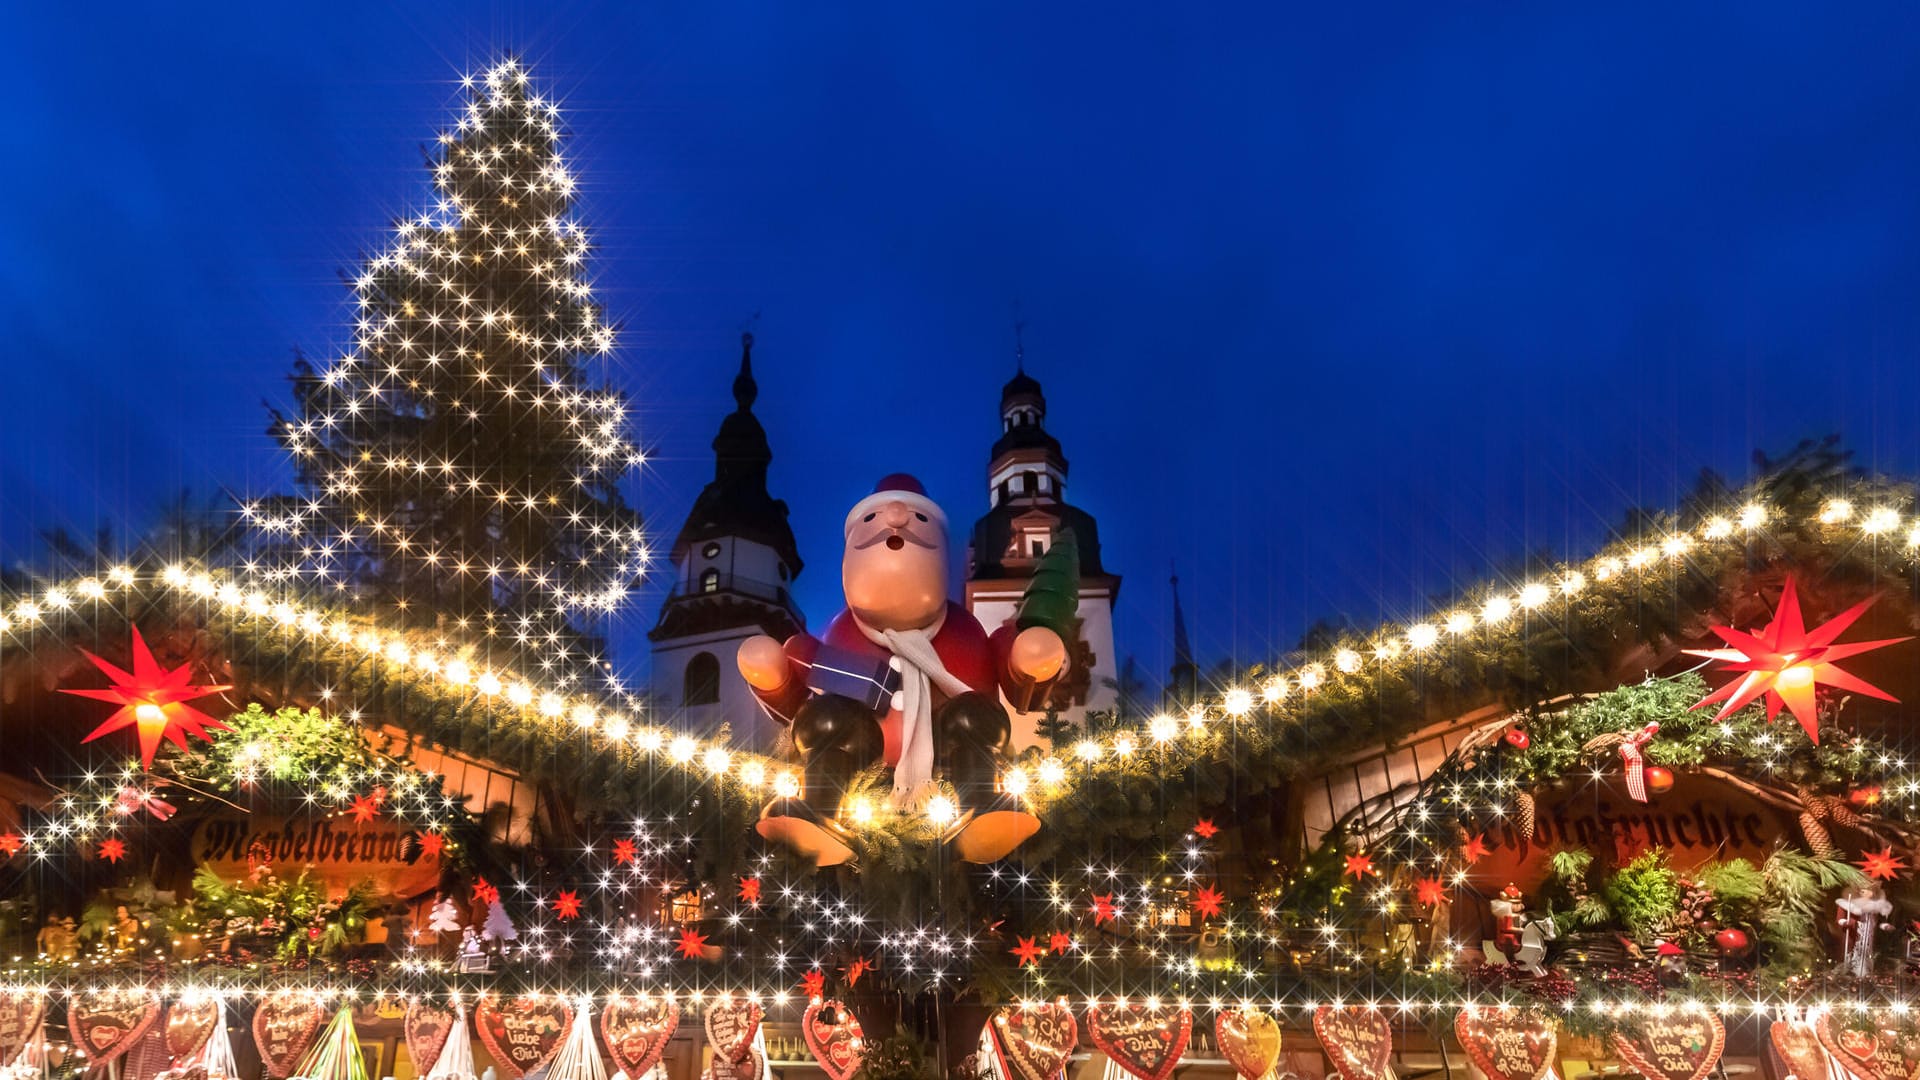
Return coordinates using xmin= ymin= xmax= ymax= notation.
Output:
xmin=1167 ymin=565 xmax=1198 ymax=706
xmin=732 ymin=332 xmax=758 ymax=411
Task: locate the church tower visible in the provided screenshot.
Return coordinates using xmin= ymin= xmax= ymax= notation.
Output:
xmin=964 ymin=349 xmax=1121 ymax=744
xmin=649 ymin=333 xmax=804 ymax=745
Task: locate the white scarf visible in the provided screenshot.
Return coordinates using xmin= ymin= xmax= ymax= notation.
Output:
xmin=853 ymin=611 xmax=972 ymax=809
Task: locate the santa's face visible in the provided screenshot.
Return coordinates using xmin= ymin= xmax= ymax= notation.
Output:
xmin=844 ymin=497 xmax=948 ymax=631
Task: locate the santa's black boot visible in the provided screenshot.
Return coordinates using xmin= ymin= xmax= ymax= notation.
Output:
xmin=936 ymin=692 xmax=1039 ymax=863
xmin=757 ymin=694 xmax=881 ymax=867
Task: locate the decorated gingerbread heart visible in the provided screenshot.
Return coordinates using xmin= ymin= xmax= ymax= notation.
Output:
xmin=1213 ymin=1008 xmax=1280 ymax=1080
xmin=165 ymin=999 xmax=221 ymax=1063
xmin=706 ymin=1045 xmax=765 ymax=1080
xmin=705 ymin=997 xmax=763 ymax=1065
xmin=1453 ymin=1009 xmax=1554 ymax=1080
xmin=1770 ymin=1021 xmax=1833 ymax=1080
xmin=68 ymin=991 xmax=161 ymax=1066
xmin=474 ymin=995 xmax=571 ymax=1080
xmin=802 ymin=1000 xmax=864 ymax=1080
xmin=251 ymin=993 xmax=326 ymax=1079
xmin=1872 ymin=1027 xmax=1920 ymax=1080
xmin=1610 ymin=1014 xmax=1725 ymax=1080
xmin=989 ymin=1001 xmax=1078 ymax=1080
xmin=600 ymin=996 xmax=679 ymax=1078
xmin=1312 ymin=1006 xmax=1394 ymax=1080
xmin=0 ymin=991 xmax=48 ymax=1064
xmin=1086 ymin=1002 xmax=1190 ymax=1080
xmin=404 ymin=1002 xmax=458 ymax=1076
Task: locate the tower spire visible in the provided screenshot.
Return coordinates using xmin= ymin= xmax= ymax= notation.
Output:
xmin=733 ymin=331 xmax=758 ymax=411
xmin=1168 ymin=562 xmax=1197 ymax=706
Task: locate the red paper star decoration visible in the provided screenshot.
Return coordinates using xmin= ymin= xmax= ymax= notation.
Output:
xmin=799 ymin=969 xmax=826 ymax=1000
xmin=1010 ymin=936 xmax=1045 ymax=967
xmin=0 ymin=833 xmax=19 ymax=858
xmin=1860 ymin=847 xmax=1908 ymax=882
xmin=1342 ymin=853 xmax=1376 ymax=879
xmin=676 ymin=928 xmax=708 ymax=959
xmin=1193 ymin=884 xmax=1225 ymax=921
xmin=845 ymin=957 xmax=871 ymax=986
xmin=552 ymin=890 xmax=581 ymax=920
xmin=1090 ymin=893 xmax=1117 ymax=925
xmin=61 ymin=628 xmax=233 ymax=769
xmin=419 ymin=831 xmax=446 ymax=858
xmin=348 ymin=794 xmax=381 ymax=824
xmin=738 ymin=876 xmax=763 ymax=906
xmin=612 ymin=838 xmax=638 ymax=866
xmin=1685 ymin=576 xmax=1909 ymax=744
xmin=1193 ymin=818 xmax=1218 ymax=839
xmin=98 ymin=838 xmax=127 ymax=863
xmin=1048 ymin=931 xmax=1072 ymax=954
xmin=1415 ymin=877 xmax=1448 ymax=907
xmin=1461 ymin=834 xmax=1491 ymax=865
xmin=472 ymin=877 xmax=499 ymax=904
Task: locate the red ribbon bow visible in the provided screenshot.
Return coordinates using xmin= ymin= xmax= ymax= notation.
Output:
xmin=1618 ymin=722 xmax=1661 ymax=802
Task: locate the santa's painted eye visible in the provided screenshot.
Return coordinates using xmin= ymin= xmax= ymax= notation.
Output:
xmin=914 ymin=513 xmax=928 ymax=523
xmin=863 ymin=513 xmax=876 ymax=523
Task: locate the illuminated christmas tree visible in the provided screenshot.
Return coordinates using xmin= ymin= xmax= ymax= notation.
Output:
xmin=255 ymin=58 xmax=645 ymax=692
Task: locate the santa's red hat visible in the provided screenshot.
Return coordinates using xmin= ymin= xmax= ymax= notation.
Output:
xmin=845 ymin=474 xmax=947 ymax=538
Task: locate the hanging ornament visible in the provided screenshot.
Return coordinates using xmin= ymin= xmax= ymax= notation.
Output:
xmin=60 ymin=627 xmax=233 ymax=769
xmin=291 ymin=1008 xmax=366 ymax=1080
xmin=67 ymin=991 xmax=161 ymax=1066
xmin=1685 ymin=576 xmax=1908 ymax=744
xmin=1452 ymin=1009 xmax=1554 ymax=1080
xmin=600 ymin=996 xmax=678 ymax=1079
xmin=1615 ymin=722 xmax=1661 ymax=803
xmin=801 ymin=1000 xmax=863 ymax=1080
xmin=703 ymin=998 xmax=762 ymax=1066
xmin=1503 ymin=728 xmax=1530 ymax=749
xmin=1643 ymin=765 xmax=1675 ymax=799
xmin=420 ymin=1008 xmax=476 ymax=1080
xmin=987 ymin=1002 xmax=1077 ymax=1080
xmin=165 ymin=1000 xmax=220 ymax=1063
xmin=1767 ymin=1021 xmax=1831 ymax=1080
xmin=0 ymin=992 xmax=47 ymax=1065
xmin=1712 ymin=927 xmax=1752 ymax=958
xmin=1086 ymin=1002 xmax=1190 ymax=1080
xmin=1609 ymin=1014 xmax=1724 ymax=1080
xmin=252 ymin=993 xmax=326 ymax=1079
xmin=1213 ymin=1008 xmax=1280 ymax=1080
xmin=1312 ymin=1007 xmax=1395 ymax=1080
xmin=403 ymin=1002 xmax=457 ymax=1078
xmin=473 ymin=996 xmax=571 ymax=1080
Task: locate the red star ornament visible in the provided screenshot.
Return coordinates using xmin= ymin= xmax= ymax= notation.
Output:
xmin=348 ymin=794 xmax=381 ymax=824
xmin=799 ymin=969 xmax=826 ymax=1000
xmin=1193 ymin=884 xmax=1225 ymax=921
xmin=419 ymin=831 xmax=446 ymax=858
xmin=1193 ymin=818 xmax=1218 ymax=839
xmin=1414 ymin=877 xmax=1448 ymax=907
xmin=552 ymin=890 xmax=581 ymax=920
xmin=61 ymin=627 xmax=233 ymax=769
xmin=612 ymin=838 xmax=638 ymax=865
xmin=1048 ymin=931 xmax=1072 ymax=954
xmin=1685 ymin=576 xmax=1908 ymax=744
xmin=472 ymin=877 xmax=499 ymax=904
xmin=1010 ymin=936 xmax=1045 ymax=967
xmin=1342 ymin=853 xmax=1375 ymax=879
xmin=1090 ymin=893 xmax=1117 ymax=925
xmin=738 ymin=876 xmax=763 ymax=905
xmin=845 ymin=957 xmax=871 ymax=986
xmin=1460 ymin=834 xmax=1491 ymax=865
xmin=0 ymin=833 xmax=20 ymax=858
xmin=1860 ymin=847 xmax=1908 ymax=881
xmin=676 ymin=928 xmax=708 ymax=959
xmin=98 ymin=838 xmax=127 ymax=863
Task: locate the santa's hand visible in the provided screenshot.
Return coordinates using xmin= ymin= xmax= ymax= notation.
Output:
xmin=1010 ymin=626 xmax=1069 ymax=682
xmin=737 ymin=635 xmax=790 ymax=692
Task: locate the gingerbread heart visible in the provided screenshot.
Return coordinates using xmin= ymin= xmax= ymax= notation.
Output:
xmin=1453 ymin=1009 xmax=1554 ymax=1080
xmin=989 ymin=1001 xmax=1078 ymax=1080
xmin=68 ymin=991 xmax=161 ymax=1066
xmin=1771 ymin=1021 xmax=1833 ymax=1080
xmin=704 ymin=998 xmax=763 ymax=1065
xmin=1312 ymin=1007 xmax=1393 ymax=1080
xmin=1872 ymin=1028 xmax=1920 ymax=1080
xmin=251 ymin=993 xmax=326 ymax=1079
xmin=404 ymin=1002 xmax=458 ymax=1075
xmin=0 ymin=991 xmax=48 ymax=1063
xmin=706 ymin=1045 xmax=765 ymax=1080
xmin=802 ymin=1000 xmax=864 ymax=1080
xmin=1610 ymin=1014 xmax=1725 ymax=1080
xmin=601 ymin=996 xmax=679 ymax=1078
xmin=165 ymin=1000 xmax=220 ymax=1063
xmin=474 ymin=995 xmax=572 ymax=1080
xmin=1214 ymin=1008 xmax=1280 ymax=1080
xmin=1086 ymin=1002 xmax=1190 ymax=1080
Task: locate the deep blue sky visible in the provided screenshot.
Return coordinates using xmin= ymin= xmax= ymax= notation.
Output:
xmin=6 ymin=4 xmax=1920 ymax=687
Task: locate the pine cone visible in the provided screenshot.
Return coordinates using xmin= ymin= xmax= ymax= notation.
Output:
xmin=1799 ymin=810 xmax=1838 ymax=858
xmin=1515 ymin=791 xmax=1537 ymax=840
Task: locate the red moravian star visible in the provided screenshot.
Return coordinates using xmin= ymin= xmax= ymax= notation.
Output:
xmin=348 ymin=794 xmax=381 ymax=824
xmin=676 ymin=928 xmax=708 ymax=959
xmin=1460 ymin=834 xmax=1490 ymax=865
xmin=1415 ymin=877 xmax=1448 ymax=907
xmin=845 ymin=957 xmax=871 ymax=986
xmin=0 ymin=833 xmax=19 ymax=858
xmin=552 ymin=890 xmax=581 ymax=920
xmin=419 ymin=831 xmax=446 ymax=858
xmin=1342 ymin=853 xmax=1375 ymax=879
xmin=1048 ymin=931 xmax=1072 ymax=954
xmin=1860 ymin=847 xmax=1908 ymax=882
xmin=61 ymin=628 xmax=233 ymax=769
xmin=1684 ymin=576 xmax=1908 ymax=744
xmin=799 ymin=970 xmax=826 ymax=1000
xmin=98 ymin=838 xmax=127 ymax=863
xmin=738 ymin=876 xmax=763 ymax=905
xmin=472 ymin=877 xmax=499 ymax=904
xmin=1193 ymin=884 xmax=1225 ymax=921
xmin=1090 ymin=893 xmax=1117 ymax=925
xmin=1010 ymin=936 xmax=1045 ymax=968
xmin=612 ymin=838 xmax=638 ymax=866
xmin=1193 ymin=818 xmax=1218 ymax=839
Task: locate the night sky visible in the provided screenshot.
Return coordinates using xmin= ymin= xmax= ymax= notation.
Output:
xmin=7 ymin=4 xmax=1920 ymax=688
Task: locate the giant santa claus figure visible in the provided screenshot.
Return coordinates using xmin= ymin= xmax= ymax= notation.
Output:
xmin=738 ymin=475 xmax=1068 ymax=866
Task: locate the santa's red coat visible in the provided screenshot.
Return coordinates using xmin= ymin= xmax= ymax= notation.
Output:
xmin=752 ymin=602 xmax=1045 ymax=764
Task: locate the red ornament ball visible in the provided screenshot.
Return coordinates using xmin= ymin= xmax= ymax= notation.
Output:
xmin=1643 ymin=766 xmax=1675 ymax=797
xmin=1503 ymin=728 xmax=1530 ymax=749
xmin=1713 ymin=927 xmax=1752 ymax=956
